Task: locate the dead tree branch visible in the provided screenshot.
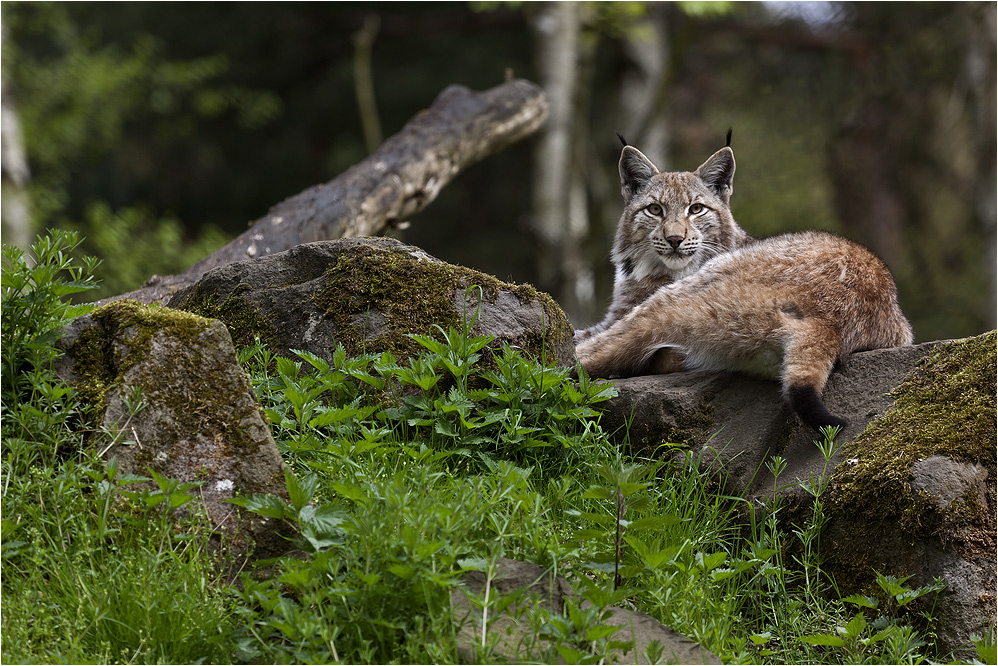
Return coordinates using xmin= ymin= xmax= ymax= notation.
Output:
xmin=108 ymin=78 xmax=548 ymax=305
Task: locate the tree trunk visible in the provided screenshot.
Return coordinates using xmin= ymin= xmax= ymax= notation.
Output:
xmin=105 ymin=79 xmax=547 ymax=305
xmin=1 ymin=75 xmax=33 ymax=254
xmin=619 ymin=3 xmax=672 ymax=169
xmin=531 ymin=1 xmax=592 ymax=327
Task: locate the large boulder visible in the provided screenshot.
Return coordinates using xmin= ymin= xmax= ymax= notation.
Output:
xmin=452 ymin=558 xmax=721 ymax=664
xmin=594 ymin=332 xmax=997 ymax=656
xmin=167 ymin=237 xmax=575 ymax=367
xmin=54 ymin=300 xmax=291 ymax=564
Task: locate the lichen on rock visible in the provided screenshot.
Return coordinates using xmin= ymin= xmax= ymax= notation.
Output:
xmin=829 ymin=331 xmax=996 ymax=549
xmin=824 ymin=331 xmax=997 ymax=655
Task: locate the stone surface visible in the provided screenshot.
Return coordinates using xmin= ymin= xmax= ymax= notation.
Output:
xmin=911 ymin=455 xmax=991 ymax=510
xmin=54 ymin=300 xmax=291 ymax=565
xmin=452 ymin=558 xmax=721 ymax=664
xmin=168 ymin=237 xmax=574 ymax=368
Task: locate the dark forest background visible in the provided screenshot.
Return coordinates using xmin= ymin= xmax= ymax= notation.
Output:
xmin=2 ymin=1 xmax=995 ymax=342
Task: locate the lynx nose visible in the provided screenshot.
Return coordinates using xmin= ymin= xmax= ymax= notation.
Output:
xmin=665 ymin=235 xmax=684 ymax=249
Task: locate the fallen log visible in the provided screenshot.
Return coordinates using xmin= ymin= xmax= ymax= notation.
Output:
xmin=105 ymin=78 xmax=548 ymax=305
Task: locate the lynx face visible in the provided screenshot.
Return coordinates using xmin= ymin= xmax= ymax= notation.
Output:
xmin=618 ymin=171 xmax=735 ymax=281
xmin=574 ymin=144 xmax=754 ymax=344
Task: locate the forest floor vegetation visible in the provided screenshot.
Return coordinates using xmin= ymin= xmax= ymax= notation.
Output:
xmin=2 ymin=231 xmax=994 ymax=665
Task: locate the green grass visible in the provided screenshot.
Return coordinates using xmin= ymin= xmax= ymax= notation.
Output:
xmin=2 ymin=231 xmax=991 ymax=664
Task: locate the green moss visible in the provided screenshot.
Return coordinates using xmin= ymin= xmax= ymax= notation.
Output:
xmin=826 ymin=331 xmax=997 ymax=589
xmin=831 ymin=332 xmax=996 ymax=523
xmin=68 ymin=301 xmax=209 ymax=423
xmin=623 ymin=395 xmax=716 ymax=457
xmin=310 ymin=243 xmax=570 ymax=366
xmin=662 ymin=399 xmax=716 ymax=449
xmin=175 ymin=286 xmax=279 ymax=352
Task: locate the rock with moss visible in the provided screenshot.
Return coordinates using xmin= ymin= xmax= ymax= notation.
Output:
xmin=167 ymin=237 xmax=575 ymax=367
xmin=595 ymin=332 xmax=996 ymax=656
xmin=824 ymin=331 xmax=996 ymax=657
xmin=54 ymin=300 xmax=291 ymax=565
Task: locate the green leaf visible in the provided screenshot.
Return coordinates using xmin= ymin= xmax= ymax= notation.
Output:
xmin=168 ymin=490 xmax=195 ymax=509
xmin=800 ymin=634 xmax=847 ymax=647
xmin=331 ymin=482 xmax=368 ymax=503
xmin=227 ymin=493 xmax=291 ymax=519
xmin=842 ymin=594 xmax=879 ymax=609
xmin=585 ymin=624 xmax=621 ymax=642
xmin=711 ymin=567 xmax=739 ymax=582
xmin=874 ymin=570 xmax=911 ymax=597
xmin=285 ymin=470 xmax=317 ymax=513
xmin=581 ymin=486 xmax=614 ymax=501
xmin=697 ymin=551 xmax=727 ymax=572
xmin=299 ymin=504 xmax=346 ymax=532
xmin=842 ymin=612 xmax=867 ymax=638
xmin=971 ymin=631 xmax=997 ymax=665
xmin=389 ymin=564 xmax=416 ymax=580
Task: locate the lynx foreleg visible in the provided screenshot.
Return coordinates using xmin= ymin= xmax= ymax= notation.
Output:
xmin=574 ymin=302 xmax=679 ymax=378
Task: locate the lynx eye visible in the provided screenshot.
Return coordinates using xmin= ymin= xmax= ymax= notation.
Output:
xmin=688 ymin=203 xmax=706 ymax=215
xmin=646 ymin=203 xmax=664 ymax=216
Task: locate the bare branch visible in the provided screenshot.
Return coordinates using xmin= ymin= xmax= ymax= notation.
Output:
xmin=106 ymin=78 xmax=548 ymax=305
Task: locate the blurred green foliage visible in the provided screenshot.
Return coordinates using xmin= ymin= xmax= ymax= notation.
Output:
xmin=2 ymin=1 xmax=993 ymax=337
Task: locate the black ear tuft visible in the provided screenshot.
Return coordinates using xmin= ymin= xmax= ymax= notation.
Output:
xmin=619 ymin=146 xmax=659 ymax=199
xmin=616 ymin=132 xmax=628 ymax=147
xmin=725 ymin=127 xmax=732 ymax=147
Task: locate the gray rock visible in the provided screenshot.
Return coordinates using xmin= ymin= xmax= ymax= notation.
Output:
xmin=55 ymin=300 xmax=291 ymax=564
xmin=452 ymin=558 xmax=721 ymax=664
xmin=911 ymin=455 xmax=990 ymax=510
xmin=596 ymin=341 xmax=945 ymax=502
xmin=167 ymin=237 xmax=574 ymax=368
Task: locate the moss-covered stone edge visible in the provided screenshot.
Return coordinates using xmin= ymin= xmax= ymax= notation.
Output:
xmin=174 ymin=285 xmax=280 ymax=353
xmin=310 ymin=243 xmax=573 ymax=367
xmin=65 ymin=299 xmax=272 ymax=463
xmin=824 ymin=330 xmax=997 ymax=592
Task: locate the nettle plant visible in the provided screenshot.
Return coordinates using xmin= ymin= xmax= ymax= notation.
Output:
xmin=238 ymin=299 xmax=619 ymax=484
xmin=1 ymin=230 xmax=100 ymax=467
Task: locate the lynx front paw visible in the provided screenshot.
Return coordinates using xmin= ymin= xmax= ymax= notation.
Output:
xmin=574 ymin=340 xmax=615 ymax=379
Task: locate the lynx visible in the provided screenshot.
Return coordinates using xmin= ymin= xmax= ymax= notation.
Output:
xmin=574 ymin=138 xmax=752 ymax=343
xmin=574 ymin=144 xmax=914 ymax=431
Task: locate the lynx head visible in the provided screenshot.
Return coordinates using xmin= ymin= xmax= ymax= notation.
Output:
xmin=612 ymin=145 xmax=746 ymax=282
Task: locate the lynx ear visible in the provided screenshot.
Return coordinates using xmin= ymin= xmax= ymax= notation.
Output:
xmin=695 ymin=147 xmax=735 ymax=202
xmin=619 ymin=146 xmax=659 ymax=200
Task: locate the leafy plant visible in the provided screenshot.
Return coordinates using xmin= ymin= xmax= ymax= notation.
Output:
xmin=1 ymin=230 xmax=100 ymax=460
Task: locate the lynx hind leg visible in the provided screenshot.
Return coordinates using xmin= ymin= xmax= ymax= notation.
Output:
xmin=782 ymin=321 xmax=847 ymax=432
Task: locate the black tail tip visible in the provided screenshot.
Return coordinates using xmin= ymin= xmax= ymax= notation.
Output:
xmin=616 ymin=131 xmax=629 ymax=147
xmin=787 ymin=384 xmax=847 ymax=432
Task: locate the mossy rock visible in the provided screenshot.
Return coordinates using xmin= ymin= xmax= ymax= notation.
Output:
xmin=823 ymin=331 xmax=996 ymax=656
xmin=168 ymin=238 xmax=575 ymax=368
xmin=54 ymin=299 xmax=291 ymax=564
